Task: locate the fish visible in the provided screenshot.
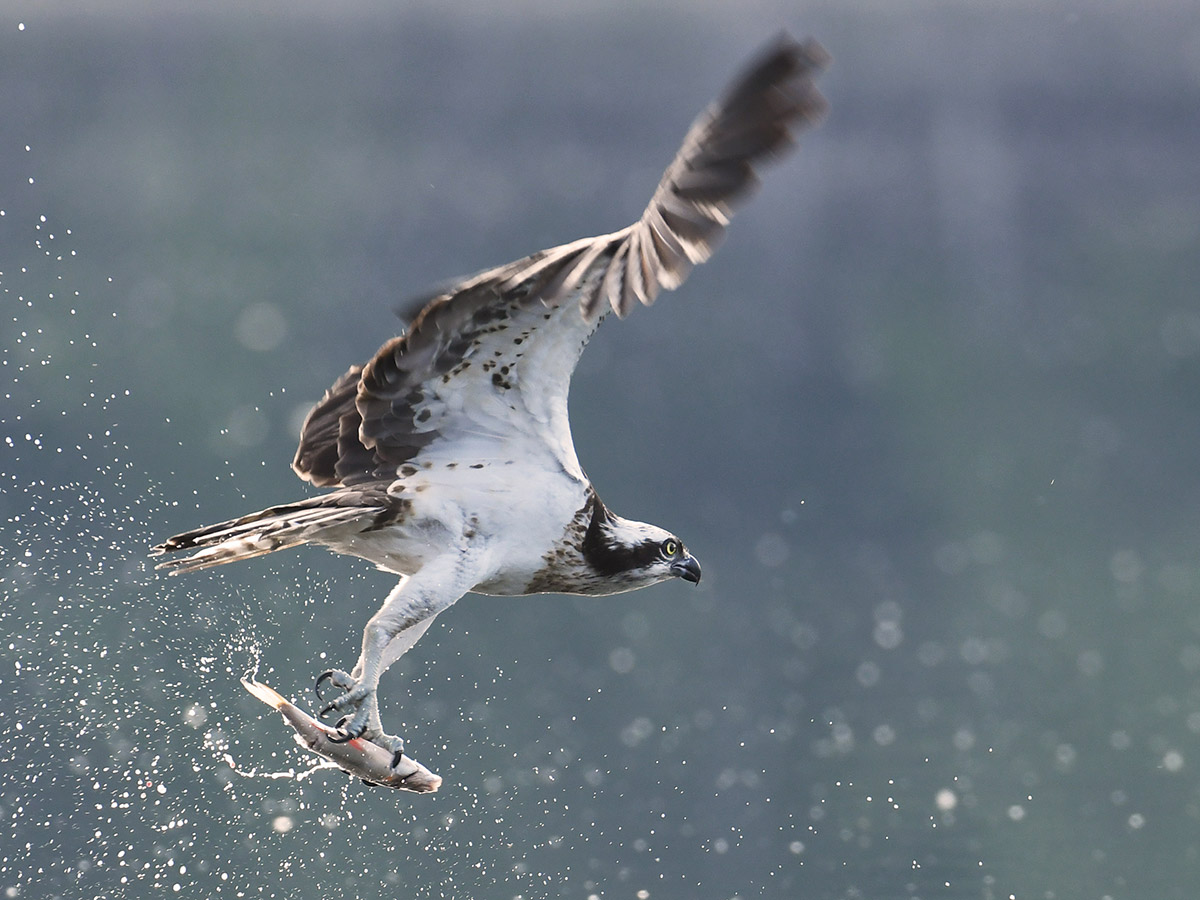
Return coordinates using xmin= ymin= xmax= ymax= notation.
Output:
xmin=240 ymin=674 xmax=442 ymax=793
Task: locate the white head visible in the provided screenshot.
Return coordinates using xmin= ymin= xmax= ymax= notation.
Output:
xmin=581 ymin=504 xmax=702 ymax=594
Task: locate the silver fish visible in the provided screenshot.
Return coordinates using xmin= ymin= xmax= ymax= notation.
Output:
xmin=241 ymin=675 xmax=442 ymax=793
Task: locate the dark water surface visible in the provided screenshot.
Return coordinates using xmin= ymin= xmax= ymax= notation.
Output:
xmin=3 ymin=3 xmax=1199 ymax=898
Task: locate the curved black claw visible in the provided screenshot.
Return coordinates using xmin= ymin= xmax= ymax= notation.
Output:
xmin=315 ymin=669 xmax=356 ymax=705
xmin=315 ymin=669 xmax=358 ymax=722
xmin=314 ymin=670 xmax=337 ymax=705
xmin=391 ymin=749 xmax=406 ymax=770
xmin=326 ymin=716 xmax=365 ymax=745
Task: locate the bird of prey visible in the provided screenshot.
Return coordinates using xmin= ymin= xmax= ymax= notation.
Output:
xmin=153 ymin=35 xmax=829 ymax=765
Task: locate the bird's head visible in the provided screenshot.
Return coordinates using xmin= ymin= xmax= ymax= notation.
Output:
xmin=582 ymin=502 xmax=702 ymax=593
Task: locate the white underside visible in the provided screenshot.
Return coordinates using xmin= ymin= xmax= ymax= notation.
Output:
xmin=323 ymin=455 xmax=590 ymax=596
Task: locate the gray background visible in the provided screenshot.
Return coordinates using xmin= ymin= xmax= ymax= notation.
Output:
xmin=3 ymin=2 xmax=1200 ymax=898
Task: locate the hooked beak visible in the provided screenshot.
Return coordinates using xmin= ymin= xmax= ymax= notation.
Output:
xmin=671 ymin=554 xmax=702 ymax=585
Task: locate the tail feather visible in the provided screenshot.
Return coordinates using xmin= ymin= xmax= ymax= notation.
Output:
xmin=152 ymin=491 xmax=394 ymax=573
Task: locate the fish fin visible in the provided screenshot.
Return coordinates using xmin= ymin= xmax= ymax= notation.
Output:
xmin=241 ymin=674 xmax=287 ymax=710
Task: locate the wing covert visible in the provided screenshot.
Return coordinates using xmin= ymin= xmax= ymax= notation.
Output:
xmin=568 ymin=34 xmax=829 ymax=318
xmin=292 ymin=34 xmax=829 ymax=489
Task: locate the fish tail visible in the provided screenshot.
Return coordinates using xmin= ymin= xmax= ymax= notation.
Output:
xmin=241 ymin=674 xmax=287 ymax=710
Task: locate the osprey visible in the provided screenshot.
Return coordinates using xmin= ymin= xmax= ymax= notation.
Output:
xmin=154 ymin=36 xmax=828 ymax=765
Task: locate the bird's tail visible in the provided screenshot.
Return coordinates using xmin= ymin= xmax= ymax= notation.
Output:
xmin=150 ymin=493 xmax=385 ymax=573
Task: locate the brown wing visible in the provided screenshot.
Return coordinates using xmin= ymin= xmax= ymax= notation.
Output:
xmin=578 ymin=34 xmax=829 ymax=317
xmin=293 ymin=34 xmax=829 ymax=488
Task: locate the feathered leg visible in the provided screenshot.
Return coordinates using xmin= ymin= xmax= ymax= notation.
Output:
xmin=318 ymin=551 xmax=482 ymax=757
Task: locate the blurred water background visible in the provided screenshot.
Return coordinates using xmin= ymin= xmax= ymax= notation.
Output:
xmin=3 ymin=2 xmax=1200 ymax=898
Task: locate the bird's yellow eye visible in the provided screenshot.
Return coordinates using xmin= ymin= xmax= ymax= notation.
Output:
xmin=662 ymin=540 xmax=679 ymax=557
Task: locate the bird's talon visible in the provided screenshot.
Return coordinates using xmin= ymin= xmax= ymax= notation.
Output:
xmin=314 ymin=668 xmax=354 ymax=705
xmin=327 ymin=717 xmax=367 ymax=744
xmin=310 ymin=668 xmax=399 ymax=754
xmin=314 ymin=670 xmax=335 ymax=703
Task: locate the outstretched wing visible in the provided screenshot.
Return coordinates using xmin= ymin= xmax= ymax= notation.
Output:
xmin=293 ymin=35 xmax=829 ymax=488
